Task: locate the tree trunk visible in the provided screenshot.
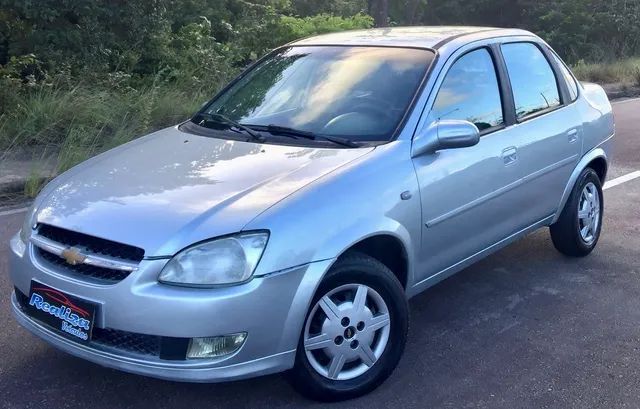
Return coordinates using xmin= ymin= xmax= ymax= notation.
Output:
xmin=368 ymin=0 xmax=389 ymax=27
xmin=405 ymin=0 xmax=420 ymax=25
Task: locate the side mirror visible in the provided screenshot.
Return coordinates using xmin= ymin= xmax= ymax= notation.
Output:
xmin=411 ymin=120 xmax=480 ymax=157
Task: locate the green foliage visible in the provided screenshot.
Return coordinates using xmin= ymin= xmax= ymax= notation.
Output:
xmin=291 ymin=0 xmax=367 ymax=17
xmin=0 ymin=54 xmax=46 ymax=83
xmin=382 ymin=0 xmax=640 ymax=64
xmin=276 ymin=13 xmax=373 ymax=44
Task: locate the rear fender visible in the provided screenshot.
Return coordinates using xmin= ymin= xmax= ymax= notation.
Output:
xmin=581 ymin=82 xmax=612 ymax=115
xmin=552 ymin=146 xmax=609 ymax=224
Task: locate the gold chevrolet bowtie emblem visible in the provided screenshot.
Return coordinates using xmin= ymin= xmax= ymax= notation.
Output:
xmin=60 ymin=247 xmax=86 ymax=265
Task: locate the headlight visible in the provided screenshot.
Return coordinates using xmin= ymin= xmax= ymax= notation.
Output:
xmin=158 ymin=232 xmax=268 ymax=287
xmin=20 ymin=202 xmax=38 ymax=243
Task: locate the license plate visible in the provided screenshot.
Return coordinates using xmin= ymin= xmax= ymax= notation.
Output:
xmin=27 ymin=281 xmax=96 ymax=343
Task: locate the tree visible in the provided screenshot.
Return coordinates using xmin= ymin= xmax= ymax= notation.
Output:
xmin=367 ymin=0 xmax=389 ymax=27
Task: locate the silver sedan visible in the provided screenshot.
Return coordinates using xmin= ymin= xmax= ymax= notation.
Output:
xmin=8 ymin=26 xmax=614 ymax=401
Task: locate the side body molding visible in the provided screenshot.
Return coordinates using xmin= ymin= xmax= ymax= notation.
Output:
xmin=551 ymin=140 xmax=611 ymax=224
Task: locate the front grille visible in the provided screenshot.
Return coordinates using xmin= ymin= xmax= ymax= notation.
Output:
xmin=36 ymin=248 xmax=131 ymax=283
xmin=38 ymin=224 xmax=144 ymax=262
xmin=14 ymin=288 xmax=161 ymax=357
xmin=92 ymin=328 xmax=160 ymax=356
xmin=34 ymin=224 xmax=144 ymax=284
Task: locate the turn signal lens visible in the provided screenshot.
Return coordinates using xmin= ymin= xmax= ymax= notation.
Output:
xmin=187 ymin=333 xmax=247 ymax=359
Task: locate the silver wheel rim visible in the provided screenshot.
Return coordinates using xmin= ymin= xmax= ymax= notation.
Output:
xmin=303 ymin=283 xmax=391 ymax=380
xmin=578 ymin=182 xmax=600 ymax=244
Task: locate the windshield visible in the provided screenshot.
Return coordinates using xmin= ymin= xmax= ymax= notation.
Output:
xmin=197 ymin=46 xmax=435 ymax=142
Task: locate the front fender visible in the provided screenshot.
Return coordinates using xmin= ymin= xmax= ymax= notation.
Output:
xmin=244 ymin=140 xmax=421 ymax=295
xmin=271 ymin=218 xmax=415 ymax=352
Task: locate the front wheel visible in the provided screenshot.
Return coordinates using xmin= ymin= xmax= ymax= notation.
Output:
xmin=288 ymin=253 xmax=408 ymax=401
xmin=550 ymin=167 xmax=603 ymax=257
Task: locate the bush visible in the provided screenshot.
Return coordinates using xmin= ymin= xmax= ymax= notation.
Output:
xmin=276 ymin=13 xmax=374 ymax=43
xmin=572 ymin=58 xmax=640 ymax=84
xmin=633 ymin=67 xmax=640 ymax=87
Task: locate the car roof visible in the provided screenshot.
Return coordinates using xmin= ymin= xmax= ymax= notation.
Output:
xmin=289 ymin=26 xmax=535 ymax=49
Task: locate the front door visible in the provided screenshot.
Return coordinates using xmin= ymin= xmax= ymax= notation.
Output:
xmin=412 ymin=46 xmax=524 ymax=285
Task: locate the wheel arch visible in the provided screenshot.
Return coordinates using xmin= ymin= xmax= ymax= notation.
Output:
xmin=339 ymin=234 xmax=410 ymax=290
xmin=552 ymin=148 xmax=608 ymax=224
xmin=287 ymin=228 xmax=414 ymax=350
xmin=279 ymin=230 xmax=412 ymax=360
xmin=587 ymin=156 xmax=608 ymax=183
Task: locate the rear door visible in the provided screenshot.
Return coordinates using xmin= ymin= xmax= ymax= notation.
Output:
xmin=497 ymin=41 xmax=582 ymax=223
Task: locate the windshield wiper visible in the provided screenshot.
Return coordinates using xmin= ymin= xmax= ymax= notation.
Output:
xmin=254 ymin=124 xmax=358 ymax=148
xmin=195 ymin=112 xmax=265 ymax=142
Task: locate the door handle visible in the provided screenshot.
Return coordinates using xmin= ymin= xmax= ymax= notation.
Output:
xmin=567 ymin=129 xmax=579 ymax=143
xmin=501 ymin=146 xmax=518 ymax=165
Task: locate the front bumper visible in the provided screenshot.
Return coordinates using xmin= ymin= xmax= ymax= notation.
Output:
xmin=8 ymin=233 xmax=333 ymax=382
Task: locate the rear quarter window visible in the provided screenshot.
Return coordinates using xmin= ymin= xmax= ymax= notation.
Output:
xmin=551 ymin=53 xmax=579 ymax=102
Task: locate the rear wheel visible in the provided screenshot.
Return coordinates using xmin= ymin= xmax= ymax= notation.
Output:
xmin=550 ymin=167 xmax=603 ymax=256
xmin=289 ymin=253 xmax=408 ymax=401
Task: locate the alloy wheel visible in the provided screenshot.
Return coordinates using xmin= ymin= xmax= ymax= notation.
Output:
xmin=578 ymin=182 xmax=600 ymax=244
xmin=303 ymin=283 xmax=391 ymax=381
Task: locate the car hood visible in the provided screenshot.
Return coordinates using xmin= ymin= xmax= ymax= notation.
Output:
xmin=35 ymin=126 xmax=374 ymax=256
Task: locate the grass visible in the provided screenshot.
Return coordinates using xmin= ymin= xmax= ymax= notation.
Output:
xmin=1 ymin=84 xmax=212 ymax=153
xmin=572 ymin=57 xmax=640 ymax=86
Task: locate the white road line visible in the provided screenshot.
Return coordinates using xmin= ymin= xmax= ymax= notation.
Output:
xmin=0 ymin=206 xmax=29 ymax=217
xmin=612 ymin=97 xmax=640 ymax=105
xmin=604 ymin=170 xmax=640 ymax=190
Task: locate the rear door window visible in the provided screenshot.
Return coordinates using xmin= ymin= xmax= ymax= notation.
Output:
xmin=501 ymin=43 xmax=561 ymax=120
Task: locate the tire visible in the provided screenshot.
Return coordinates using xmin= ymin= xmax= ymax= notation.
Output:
xmin=288 ymin=252 xmax=408 ymax=402
xmin=550 ymin=167 xmax=603 ymax=257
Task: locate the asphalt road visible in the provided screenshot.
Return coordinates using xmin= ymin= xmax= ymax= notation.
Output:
xmin=1 ymin=99 xmax=639 ymax=409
